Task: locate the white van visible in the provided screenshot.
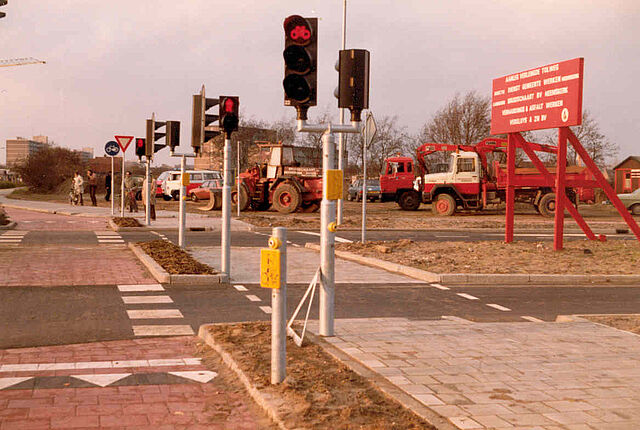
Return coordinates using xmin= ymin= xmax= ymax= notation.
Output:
xmin=161 ymin=170 xmax=222 ymax=201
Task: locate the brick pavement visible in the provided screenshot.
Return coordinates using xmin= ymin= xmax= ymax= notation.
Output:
xmin=311 ymin=318 xmax=640 ymax=430
xmin=3 ymin=208 xmax=108 ymax=231
xmin=0 ymin=336 xmax=274 ymax=429
xmin=0 ymin=246 xmax=155 ymax=287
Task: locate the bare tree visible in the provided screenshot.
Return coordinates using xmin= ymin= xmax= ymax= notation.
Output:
xmin=347 ymin=115 xmax=408 ymax=176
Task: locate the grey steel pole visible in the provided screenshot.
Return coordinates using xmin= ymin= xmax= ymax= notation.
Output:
xmin=320 ymin=131 xmax=336 ymax=337
xmin=145 ymin=159 xmax=151 ymax=226
xmin=236 ymin=141 xmax=240 ymax=218
xmin=271 ymin=227 xmax=287 ymax=384
xmin=110 ymin=156 xmax=114 ymax=216
xmin=221 ymin=137 xmax=232 ymax=276
xmin=120 ymin=153 xmax=125 ymax=217
xmin=362 ymin=127 xmax=367 ymax=243
xmin=178 ymin=155 xmax=186 ymax=247
xmin=336 ymin=0 xmax=347 ymax=225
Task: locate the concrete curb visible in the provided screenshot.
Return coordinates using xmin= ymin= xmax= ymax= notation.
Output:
xmin=305 ymin=330 xmax=458 ymax=430
xmin=198 ymin=324 xmax=288 ymax=430
xmin=0 ymin=221 xmax=17 ymax=230
xmin=305 ymin=242 xmax=640 ymax=285
xmin=108 ymin=218 xmax=151 ymax=232
xmin=128 ymin=242 xmax=227 ymax=284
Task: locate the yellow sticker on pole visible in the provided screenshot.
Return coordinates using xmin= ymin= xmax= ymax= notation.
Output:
xmin=326 ymin=169 xmax=343 ymax=200
xmin=260 ymin=248 xmax=281 ymax=289
xmin=181 ymin=172 xmax=190 ymax=186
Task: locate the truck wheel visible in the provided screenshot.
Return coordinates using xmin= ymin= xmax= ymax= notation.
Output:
xmin=190 ymin=193 xmax=198 ymax=202
xmin=162 ymin=194 xmax=172 ymax=201
xmin=273 ymin=183 xmax=301 ymax=213
xmin=432 ymin=194 xmax=456 ymax=216
xmin=171 ymin=190 xmax=179 ymax=201
xmin=231 ymin=184 xmax=250 ymax=211
xmin=538 ymin=193 xmax=556 ymax=217
xmin=631 ymin=204 xmax=640 ymax=215
xmin=398 ymin=190 xmax=421 ymax=211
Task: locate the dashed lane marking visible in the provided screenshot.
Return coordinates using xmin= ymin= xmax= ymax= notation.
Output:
xmin=457 ymin=293 xmax=479 ymax=300
xmin=118 ymin=284 xmax=164 ymax=292
xmin=486 ymin=303 xmax=511 ymax=312
xmin=259 ymin=306 xmax=272 ymax=314
xmin=233 ymin=285 xmax=248 ymax=291
xmin=121 ymin=295 xmax=173 ymax=304
xmin=296 ymin=230 xmax=353 ymax=243
xmin=521 ymin=315 xmax=544 ymax=323
xmin=431 ymin=283 xmax=450 ymax=290
xmin=126 ymin=309 xmax=184 ymax=319
xmin=246 ymin=295 xmax=261 ymax=302
xmin=151 ymin=230 xmax=170 ymax=241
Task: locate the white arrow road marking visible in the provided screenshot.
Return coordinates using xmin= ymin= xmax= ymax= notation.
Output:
xmin=71 ymin=373 xmax=131 ymax=387
xmin=0 ymin=377 xmax=33 ymax=390
xmin=168 ymin=370 xmax=217 ymax=383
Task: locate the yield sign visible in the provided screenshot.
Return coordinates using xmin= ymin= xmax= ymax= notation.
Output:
xmin=114 ymin=135 xmax=134 ymax=152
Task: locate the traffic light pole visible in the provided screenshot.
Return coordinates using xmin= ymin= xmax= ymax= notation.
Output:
xmin=297 ymin=120 xmax=361 ymax=337
xmin=221 ymin=137 xmax=232 ymax=277
xmin=169 ymin=151 xmax=196 ymax=248
xmin=336 ymin=0 xmax=347 ymax=226
xmin=145 ymin=159 xmax=151 ymax=226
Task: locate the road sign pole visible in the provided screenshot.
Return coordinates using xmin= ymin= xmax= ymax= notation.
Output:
xmin=120 ymin=154 xmax=125 ymax=217
xmin=237 ymin=141 xmax=241 ymax=218
xmin=178 ymin=155 xmax=186 ymax=248
xmin=145 ymin=159 xmax=151 ymax=226
xmin=110 ymin=156 xmax=114 ymax=216
xmin=337 ymin=0 xmax=347 ymax=226
xmin=320 ymin=131 xmax=336 ymax=337
xmin=362 ymin=125 xmax=367 ymax=243
xmin=221 ymin=137 xmax=232 ymax=276
xmin=271 ymin=227 xmax=287 ymax=384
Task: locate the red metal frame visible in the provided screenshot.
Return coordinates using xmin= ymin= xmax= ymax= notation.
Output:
xmin=504 ymin=129 xmax=640 ymax=249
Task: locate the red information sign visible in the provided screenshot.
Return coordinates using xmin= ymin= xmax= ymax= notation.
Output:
xmin=490 ymin=58 xmax=584 ymax=134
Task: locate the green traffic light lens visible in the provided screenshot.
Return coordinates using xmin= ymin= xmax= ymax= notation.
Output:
xmin=283 ymin=75 xmax=311 ymax=102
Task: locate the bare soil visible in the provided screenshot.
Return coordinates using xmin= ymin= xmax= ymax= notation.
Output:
xmin=208 ymin=322 xmax=433 ymax=430
xmin=583 ymin=315 xmax=640 ymax=334
xmin=137 ymin=240 xmax=217 ymax=274
xmin=337 ymin=239 xmax=640 ymax=275
xmin=111 ymin=216 xmax=142 ymax=227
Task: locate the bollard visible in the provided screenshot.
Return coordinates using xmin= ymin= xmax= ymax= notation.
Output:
xmin=271 ymin=227 xmax=287 ymax=384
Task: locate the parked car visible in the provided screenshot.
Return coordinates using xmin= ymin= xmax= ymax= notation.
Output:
xmin=617 ymin=188 xmax=640 ymax=215
xmin=189 ymin=179 xmax=222 ymax=201
xmin=161 ymin=170 xmax=222 ymax=201
xmin=347 ymin=179 xmax=381 ymax=202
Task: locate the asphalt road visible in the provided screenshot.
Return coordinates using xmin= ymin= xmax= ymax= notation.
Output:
xmin=2 ymin=281 xmax=640 ymax=349
xmin=8 ymin=228 xmax=637 ymax=247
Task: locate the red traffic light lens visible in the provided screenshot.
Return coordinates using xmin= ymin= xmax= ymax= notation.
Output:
xmin=136 ymin=139 xmax=144 ymax=147
xmin=223 ymin=98 xmax=235 ymax=113
xmin=284 ymin=15 xmax=312 ymax=46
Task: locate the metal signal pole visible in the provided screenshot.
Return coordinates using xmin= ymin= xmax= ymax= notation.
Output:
xmin=337 ymin=0 xmax=347 ymax=225
xmin=221 ymin=136 xmax=232 ymax=275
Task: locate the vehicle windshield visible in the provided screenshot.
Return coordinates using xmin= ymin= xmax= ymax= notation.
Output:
xmin=366 ymin=180 xmax=378 ymax=186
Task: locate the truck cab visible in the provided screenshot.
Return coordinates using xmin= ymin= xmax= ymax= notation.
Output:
xmin=379 ymin=156 xmax=415 ymax=201
xmin=422 ymin=151 xmax=481 ymax=197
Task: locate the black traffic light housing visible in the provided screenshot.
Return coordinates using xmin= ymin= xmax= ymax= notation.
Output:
xmin=283 ymin=15 xmax=317 ymax=120
xmin=165 ymin=121 xmax=180 ymax=153
xmin=219 ymin=96 xmax=239 ymax=138
xmin=0 ymin=0 xmax=7 ymax=19
xmin=135 ymin=138 xmax=146 ymax=160
xmin=191 ymin=86 xmax=220 ymax=154
xmin=338 ymin=49 xmax=370 ymax=122
xmin=146 ymin=118 xmax=166 ymax=159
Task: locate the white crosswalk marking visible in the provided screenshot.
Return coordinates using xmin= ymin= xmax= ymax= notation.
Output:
xmin=457 ymin=293 xmax=479 ymax=300
xmin=132 ymin=325 xmax=195 ymax=336
xmin=521 ymin=315 xmax=544 ymax=323
xmin=246 ymin=295 xmax=261 ymax=302
xmin=118 ymin=284 xmax=164 ymax=292
xmin=126 ymin=309 xmax=184 ymax=319
xmin=233 ymin=285 xmax=248 ymax=291
xmin=95 ymin=230 xmax=124 ymax=244
xmin=0 ymin=231 xmax=27 ymax=245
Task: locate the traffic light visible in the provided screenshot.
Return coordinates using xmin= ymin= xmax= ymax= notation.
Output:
xmin=0 ymin=0 xmax=7 ymax=19
xmin=337 ymin=49 xmax=370 ymax=122
xmin=219 ymin=96 xmax=239 ymax=137
xmin=146 ymin=118 xmax=166 ymax=158
xmin=283 ymin=15 xmax=317 ymax=120
xmin=165 ymin=120 xmax=180 ymax=153
xmin=135 ymin=138 xmax=146 ymax=160
xmin=191 ymin=85 xmax=220 ymax=154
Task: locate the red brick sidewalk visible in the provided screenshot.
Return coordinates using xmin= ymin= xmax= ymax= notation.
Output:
xmin=0 ymin=246 xmax=155 ymax=287
xmin=0 ymin=337 xmax=274 ymax=429
xmin=3 ymin=208 xmax=108 ymax=231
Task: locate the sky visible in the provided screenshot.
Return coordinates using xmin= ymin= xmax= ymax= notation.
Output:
xmin=1 ymin=0 xmax=638 ymax=167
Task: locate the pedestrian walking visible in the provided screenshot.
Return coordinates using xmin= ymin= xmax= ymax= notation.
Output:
xmin=105 ymin=172 xmax=111 ymax=202
xmin=143 ymin=175 xmax=157 ymax=221
xmin=123 ymin=171 xmax=138 ymax=213
xmin=87 ymin=169 xmax=98 ymax=206
xmin=72 ymin=171 xmax=84 ymax=206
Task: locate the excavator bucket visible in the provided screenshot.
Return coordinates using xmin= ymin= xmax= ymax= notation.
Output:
xmin=197 ymin=189 xmax=222 ymax=211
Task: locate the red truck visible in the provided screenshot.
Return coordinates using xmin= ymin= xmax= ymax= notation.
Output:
xmin=379 ymin=138 xmax=596 ymax=217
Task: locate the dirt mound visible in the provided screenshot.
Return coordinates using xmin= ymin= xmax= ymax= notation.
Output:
xmin=137 ymin=240 xmax=217 ymax=275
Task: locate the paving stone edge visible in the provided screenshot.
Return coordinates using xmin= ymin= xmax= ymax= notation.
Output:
xmin=197 ymin=324 xmax=288 ymax=430
xmin=305 ymin=330 xmax=458 ymax=430
xmin=304 ymin=243 xmax=640 ymax=285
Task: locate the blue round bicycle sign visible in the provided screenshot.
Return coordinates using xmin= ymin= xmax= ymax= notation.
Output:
xmin=105 ymin=141 xmax=120 ymax=156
